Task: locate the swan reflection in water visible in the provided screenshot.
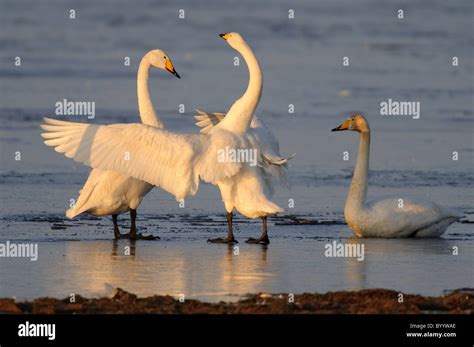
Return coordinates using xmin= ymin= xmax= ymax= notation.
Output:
xmin=0 ymin=231 xmax=469 ymax=301
xmin=342 ymin=237 xmax=463 ymax=292
xmin=63 ymin=240 xmax=272 ymax=301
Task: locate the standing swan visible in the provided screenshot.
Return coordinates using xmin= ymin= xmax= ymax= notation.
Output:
xmin=40 ymin=34 xmax=287 ymax=245
xmin=203 ymin=32 xmax=288 ymax=244
xmin=65 ymin=49 xmax=180 ymax=240
xmin=332 ymin=114 xmax=462 ymax=237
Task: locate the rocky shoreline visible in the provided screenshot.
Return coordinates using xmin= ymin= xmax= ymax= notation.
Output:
xmin=1 ymin=288 xmax=472 ymax=314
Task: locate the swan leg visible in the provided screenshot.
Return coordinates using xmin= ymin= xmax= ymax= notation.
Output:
xmin=117 ymin=209 xmax=160 ymax=241
xmin=246 ymin=217 xmax=270 ymax=244
xmin=112 ymin=214 xmax=122 ymax=239
xmin=208 ymin=212 xmax=238 ymax=243
xmin=129 ymin=209 xmax=138 ymax=238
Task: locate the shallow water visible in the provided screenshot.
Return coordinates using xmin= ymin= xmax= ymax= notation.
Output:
xmin=1 ymin=183 xmax=472 ymax=301
xmin=0 ymin=0 xmax=473 ymax=301
xmin=0 ymin=209 xmax=473 ymax=302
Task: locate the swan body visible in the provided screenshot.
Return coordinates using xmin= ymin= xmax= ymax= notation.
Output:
xmin=347 ymin=197 xmax=462 ymax=238
xmin=40 ymin=33 xmax=288 ymax=244
xmin=66 ymin=168 xmax=153 ymax=218
xmin=332 ymin=114 xmax=462 ymax=238
xmin=194 ymin=110 xmax=294 ymax=189
xmin=65 ymin=49 xmax=180 ymax=239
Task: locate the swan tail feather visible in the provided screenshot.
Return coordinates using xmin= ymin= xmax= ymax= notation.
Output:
xmin=261 ymin=153 xmax=295 ymax=189
xmin=264 ymin=153 xmax=296 ymax=166
xmin=65 ymin=170 xmax=104 ymax=219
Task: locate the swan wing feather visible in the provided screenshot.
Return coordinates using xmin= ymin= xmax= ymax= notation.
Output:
xmin=193 ymin=110 xmax=294 ymax=186
xmin=193 ymin=110 xmax=226 ymax=134
xmin=41 ymin=117 xmax=201 ymax=200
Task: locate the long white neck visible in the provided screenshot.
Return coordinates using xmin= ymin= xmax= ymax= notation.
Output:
xmin=137 ymin=54 xmax=163 ymax=128
xmin=345 ymin=131 xmax=370 ymax=212
xmin=219 ymin=42 xmax=262 ymax=133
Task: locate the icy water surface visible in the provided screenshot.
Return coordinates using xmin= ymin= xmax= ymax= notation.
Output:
xmin=0 ymin=0 xmax=473 ymax=301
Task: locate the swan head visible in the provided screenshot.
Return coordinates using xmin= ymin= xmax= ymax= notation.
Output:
xmin=332 ymin=113 xmax=370 ymax=133
xmin=146 ymin=49 xmax=180 ymax=79
xmin=219 ymin=32 xmax=246 ymax=49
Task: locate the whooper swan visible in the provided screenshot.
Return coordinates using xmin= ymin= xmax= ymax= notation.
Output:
xmin=65 ymin=49 xmax=180 ymax=240
xmin=332 ymin=114 xmax=462 ymax=237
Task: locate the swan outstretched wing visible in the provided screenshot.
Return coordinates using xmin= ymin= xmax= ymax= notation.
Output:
xmin=193 ymin=128 xmax=244 ymax=184
xmin=40 ymin=117 xmax=201 ymax=200
xmin=193 ymin=109 xmax=226 ymax=134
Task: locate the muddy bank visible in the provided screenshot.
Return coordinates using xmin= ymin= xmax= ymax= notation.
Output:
xmin=0 ymin=288 xmax=472 ymax=314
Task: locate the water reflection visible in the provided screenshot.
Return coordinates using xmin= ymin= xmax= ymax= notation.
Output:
xmin=1 ymin=229 xmax=472 ymax=301
xmin=220 ymin=244 xmax=270 ymax=297
xmin=342 ymin=237 xmax=467 ymax=293
xmin=344 ymin=238 xmax=368 ymax=290
xmin=61 ymin=240 xmax=273 ymax=301
xmin=111 ymin=240 xmax=136 ymax=257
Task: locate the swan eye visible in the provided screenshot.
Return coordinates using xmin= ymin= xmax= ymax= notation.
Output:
xmin=163 ymin=56 xmax=167 ymax=60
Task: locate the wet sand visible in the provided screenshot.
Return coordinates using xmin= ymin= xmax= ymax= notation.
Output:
xmin=1 ymin=288 xmax=472 ymax=314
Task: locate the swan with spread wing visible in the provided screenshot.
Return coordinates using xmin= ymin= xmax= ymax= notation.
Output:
xmin=64 ymin=49 xmax=180 ymax=240
xmin=41 ymin=33 xmax=292 ymax=244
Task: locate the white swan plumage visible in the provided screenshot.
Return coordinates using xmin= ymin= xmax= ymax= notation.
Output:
xmin=41 ymin=33 xmax=288 ymax=244
xmin=332 ymin=114 xmax=463 ymax=238
xmin=64 ymin=49 xmax=180 ymax=239
xmin=194 ymin=110 xmax=294 ymax=189
xmin=201 ymin=32 xmax=289 ymax=244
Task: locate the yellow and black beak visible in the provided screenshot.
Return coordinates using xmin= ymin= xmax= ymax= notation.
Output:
xmin=219 ymin=33 xmax=231 ymax=40
xmin=331 ymin=119 xmax=350 ymax=132
xmin=165 ymin=58 xmax=180 ymax=79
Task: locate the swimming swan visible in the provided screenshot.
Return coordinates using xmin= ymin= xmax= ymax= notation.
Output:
xmin=332 ymin=114 xmax=463 ymax=237
xmin=40 ymin=33 xmax=286 ymax=244
xmin=65 ymin=49 xmax=180 ymax=240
